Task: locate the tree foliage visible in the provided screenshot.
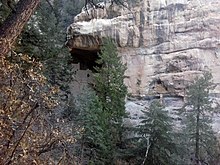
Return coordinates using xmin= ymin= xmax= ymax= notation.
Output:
xmin=94 ymin=39 xmax=127 ymax=159
xmin=15 ymin=0 xmax=81 ymax=91
xmin=0 ymin=0 xmax=141 ymax=164
xmin=2 ymin=1 xmax=220 ymax=165
xmin=181 ymin=72 xmax=220 ymax=165
xmin=72 ymin=38 xmax=127 ymax=164
xmin=94 ymin=38 xmax=127 ymax=125
xmin=0 ymin=53 xmax=67 ymax=164
xmin=72 ymin=89 xmax=111 ymax=164
xmin=135 ymin=100 xmax=177 ymax=165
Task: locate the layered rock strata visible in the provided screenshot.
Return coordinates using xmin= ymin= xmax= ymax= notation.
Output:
xmin=66 ymin=0 xmax=220 ymax=132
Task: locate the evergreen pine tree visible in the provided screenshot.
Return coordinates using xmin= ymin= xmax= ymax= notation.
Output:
xmin=72 ymin=38 xmax=127 ymax=164
xmin=136 ymin=100 xmax=177 ymax=165
xmin=181 ymin=72 xmax=219 ymax=164
xmin=93 ymin=38 xmax=127 ymax=163
xmin=75 ymin=89 xmax=109 ymax=164
xmin=94 ymin=38 xmax=127 ymax=123
xmin=14 ymin=0 xmax=84 ymax=93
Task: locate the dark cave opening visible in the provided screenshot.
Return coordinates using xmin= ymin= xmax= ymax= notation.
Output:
xmin=70 ymin=48 xmax=101 ymax=71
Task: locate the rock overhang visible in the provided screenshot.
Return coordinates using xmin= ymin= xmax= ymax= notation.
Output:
xmin=66 ymin=34 xmax=101 ymax=52
xmin=66 ymin=0 xmax=220 ymax=96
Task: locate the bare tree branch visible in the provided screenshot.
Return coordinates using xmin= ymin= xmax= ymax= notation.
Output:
xmin=141 ymin=137 xmax=151 ymax=165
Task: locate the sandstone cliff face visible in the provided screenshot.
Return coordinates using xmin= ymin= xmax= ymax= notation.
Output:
xmin=66 ymin=0 xmax=220 ymax=132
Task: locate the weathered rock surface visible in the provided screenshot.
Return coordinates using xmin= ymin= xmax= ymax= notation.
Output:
xmin=66 ymin=0 xmax=220 ymax=132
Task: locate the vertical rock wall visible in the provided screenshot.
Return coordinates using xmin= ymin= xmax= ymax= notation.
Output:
xmin=66 ymin=0 xmax=220 ymax=132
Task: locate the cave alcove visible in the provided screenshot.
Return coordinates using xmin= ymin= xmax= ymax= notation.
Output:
xmin=70 ymin=48 xmax=101 ymax=71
